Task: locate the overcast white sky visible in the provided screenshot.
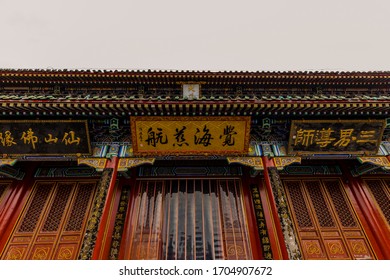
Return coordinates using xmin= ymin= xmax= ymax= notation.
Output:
xmin=0 ymin=0 xmax=389 ymax=71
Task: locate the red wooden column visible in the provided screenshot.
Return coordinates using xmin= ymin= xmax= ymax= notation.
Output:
xmin=354 ymin=177 xmax=390 ymax=259
xmin=118 ymin=169 xmax=138 ymax=260
xmin=0 ymin=163 xmax=37 ymax=252
xmin=260 ymin=156 xmax=289 ymax=260
xmin=242 ymin=170 xmax=263 ymax=260
xmin=91 ymin=156 xmax=119 ymax=260
xmin=341 ymin=163 xmax=390 ymax=259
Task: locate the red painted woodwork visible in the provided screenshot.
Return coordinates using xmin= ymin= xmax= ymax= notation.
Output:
xmin=242 ymin=173 xmax=263 ymax=260
xmin=282 ymin=177 xmax=378 ymax=260
xmin=91 ymin=156 xmax=119 ymax=260
xmin=118 ymin=170 xmax=138 ymax=260
xmin=0 ymin=181 xmax=15 ymax=229
xmin=0 ymin=165 xmax=37 ymax=252
xmin=99 ymin=178 xmax=124 ymax=259
xmin=358 ymin=177 xmax=390 ymax=233
xmin=0 ymin=180 xmax=97 ymax=260
xmin=346 ymin=175 xmax=390 ymax=259
xmin=261 ymin=157 xmax=289 ymax=260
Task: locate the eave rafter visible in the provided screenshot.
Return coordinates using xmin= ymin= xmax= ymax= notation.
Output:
xmin=1 ymin=99 xmax=390 ymax=117
xmin=1 ymin=69 xmax=390 ymax=86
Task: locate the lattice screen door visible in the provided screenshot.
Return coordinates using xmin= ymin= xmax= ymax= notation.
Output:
xmin=1 ymin=180 xmax=97 ymax=260
xmin=361 ymin=178 xmax=390 ymax=227
xmin=283 ymin=178 xmax=376 ymax=259
xmin=126 ymin=178 xmax=253 ymax=260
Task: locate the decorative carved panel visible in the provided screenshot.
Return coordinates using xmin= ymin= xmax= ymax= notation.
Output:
xmin=283 ymin=178 xmax=375 ymax=259
xmin=362 ymin=178 xmax=390 ymax=226
xmin=0 ymin=180 xmax=97 ymax=260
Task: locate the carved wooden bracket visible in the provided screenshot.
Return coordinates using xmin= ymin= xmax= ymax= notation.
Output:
xmin=0 ymin=159 xmax=17 ymax=167
xmin=77 ymin=158 xmax=107 ymax=171
xmin=227 ymin=157 xmax=264 ymax=170
xmin=273 ymin=157 xmax=301 ymax=170
xmin=0 ymin=160 xmax=24 ymax=180
xmin=357 ymin=156 xmax=390 ymax=170
xmin=118 ymin=158 xmax=155 ymax=172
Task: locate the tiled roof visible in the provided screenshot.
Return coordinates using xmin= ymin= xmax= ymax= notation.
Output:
xmin=1 ymin=69 xmax=389 ymax=117
xmin=1 ymin=69 xmax=390 ymax=85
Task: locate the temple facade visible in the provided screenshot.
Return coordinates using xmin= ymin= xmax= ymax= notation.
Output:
xmin=0 ymin=69 xmax=389 ymax=260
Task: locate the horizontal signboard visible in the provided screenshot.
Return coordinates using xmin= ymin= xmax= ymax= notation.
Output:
xmin=0 ymin=120 xmax=91 ymax=156
xmin=131 ymin=116 xmax=251 ymax=156
xmin=288 ymin=119 xmax=385 ymax=155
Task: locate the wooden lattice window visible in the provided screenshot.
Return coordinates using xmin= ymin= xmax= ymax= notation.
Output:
xmin=363 ymin=179 xmax=390 ymax=225
xmin=1 ymin=180 xmax=97 ymax=260
xmin=283 ymin=178 xmax=375 ymax=260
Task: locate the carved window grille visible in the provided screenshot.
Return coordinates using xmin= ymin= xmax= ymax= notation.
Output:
xmin=1 ymin=180 xmax=97 ymax=260
xmin=18 ymin=183 xmax=54 ymax=233
xmin=364 ymin=179 xmax=390 ymax=225
xmin=42 ymin=183 xmax=74 ymax=232
xmin=128 ymin=178 xmax=252 ymax=260
xmin=65 ymin=183 xmax=95 ymax=231
xmin=284 ymin=181 xmax=313 ymax=228
xmin=304 ymin=181 xmax=335 ymax=228
xmin=323 ymin=180 xmax=357 ymax=227
xmin=283 ymin=178 xmax=375 ymax=260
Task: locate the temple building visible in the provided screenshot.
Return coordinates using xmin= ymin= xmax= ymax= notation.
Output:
xmin=0 ymin=69 xmax=389 ymax=260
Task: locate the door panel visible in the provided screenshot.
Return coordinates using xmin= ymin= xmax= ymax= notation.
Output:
xmin=362 ymin=178 xmax=390 ymax=227
xmin=283 ymin=178 xmax=375 ymax=260
xmin=0 ymin=180 xmax=97 ymax=260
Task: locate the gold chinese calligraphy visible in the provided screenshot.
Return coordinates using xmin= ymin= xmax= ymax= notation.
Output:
xmin=288 ymin=120 xmax=385 ymax=155
xmin=131 ymin=116 xmax=251 ymax=156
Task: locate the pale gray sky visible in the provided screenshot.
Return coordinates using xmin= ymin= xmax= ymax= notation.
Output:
xmin=0 ymin=0 xmax=389 ymax=71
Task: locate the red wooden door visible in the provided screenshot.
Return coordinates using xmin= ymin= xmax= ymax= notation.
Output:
xmin=0 ymin=180 xmax=97 ymax=260
xmin=283 ymin=178 xmax=376 ymax=259
xmin=361 ymin=178 xmax=390 ymax=228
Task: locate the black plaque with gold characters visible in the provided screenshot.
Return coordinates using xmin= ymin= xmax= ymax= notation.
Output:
xmin=0 ymin=120 xmax=91 ymax=156
xmin=288 ymin=119 xmax=385 ymax=155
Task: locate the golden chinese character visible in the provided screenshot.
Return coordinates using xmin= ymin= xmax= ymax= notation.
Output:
xmin=315 ymin=128 xmax=336 ymax=147
xmin=62 ymin=131 xmax=80 ymax=145
xmin=333 ymin=129 xmax=355 ymax=147
xmin=20 ymin=128 xmax=38 ymax=149
xmin=356 ymin=130 xmax=377 ymax=144
xmin=44 ymin=134 xmax=58 ymax=144
xmin=0 ymin=131 xmax=17 ymax=147
xmin=294 ymin=129 xmax=316 ymax=147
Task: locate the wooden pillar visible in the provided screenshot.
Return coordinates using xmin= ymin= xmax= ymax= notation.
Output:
xmin=242 ymin=168 xmax=263 ymax=260
xmin=118 ymin=168 xmax=138 ymax=260
xmin=355 ymin=177 xmax=390 ymax=259
xmin=0 ymin=163 xmax=36 ymax=252
xmin=91 ymin=156 xmax=119 ymax=260
xmin=341 ymin=163 xmax=390 ymax=259
xmin=260 ymin=156 xmax=289 ymax=260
